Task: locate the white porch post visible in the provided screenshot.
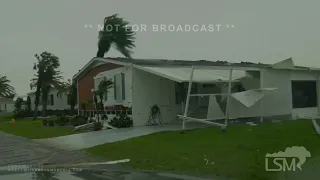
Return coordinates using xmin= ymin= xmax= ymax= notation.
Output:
xmin=224 ymin=68 xmax=233 ymax=126
xmin=260 ymin=70 xmax=264 ymax=122
xmin=182 ymin=66 xmax=194 ymax=130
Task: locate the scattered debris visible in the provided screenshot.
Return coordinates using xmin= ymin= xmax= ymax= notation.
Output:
xmin=246 ymin=122 xmax=257 ymax=126
xmin=204 ymin=155 xmax=214 ymax=165
xmin=73 ymin=122 xmax=94 ymax=132
xmin=272 ymin=120 xmax=282 ymax=123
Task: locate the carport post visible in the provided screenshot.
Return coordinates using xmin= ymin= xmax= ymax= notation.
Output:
xmin=260 ymin=69 xmax=264 ymax=122
xmin=182 ymin=66 xmax=195 ymax=130
xmin=224 ymin=68 xmax=233 ymax=126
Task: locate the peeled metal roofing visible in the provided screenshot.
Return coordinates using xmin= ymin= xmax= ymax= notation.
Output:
xmin=136 ymin=66 xmax=247 ymax=83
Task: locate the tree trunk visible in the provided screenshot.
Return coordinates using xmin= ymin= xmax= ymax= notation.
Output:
xmin=99 ymin=96 xmax=104 ymax=121
xmin=96 ymin=41 xmax=111 ymax=58
xmin=33 ymin=86 xmax=41 ymax=120
xmin=96 ymin=49 xmax=105 ymax=58
xmin=42 ymin=91 xmax=48 ymax=117
xmin=93 ymin=94 xmax=99 ymax=122
xmin=70 ymin=104 xmax=75 ymax=115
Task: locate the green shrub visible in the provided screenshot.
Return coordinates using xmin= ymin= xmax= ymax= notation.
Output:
xmin=55 ymin=116 xmax=70 ymax=126
xmin=48 ymin=119 xmax=55 ymax=126
xmin=71 ymin=115 xmax=87 ymax=126
xmin=109 ymin=113 xmax=133 ymax=128
xmin=42 ymin=119 xmax=48 ymax=126
xmin=0 ymin=113 xmax=13 ymax=121
xmin=101 ymin=114 xmax=108 ymax=120
xmin=93 ymin=122 xmax=103 ymax=131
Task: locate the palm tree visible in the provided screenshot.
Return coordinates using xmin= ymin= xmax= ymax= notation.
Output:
xmin=0 ymin=75 xmax=15 ymax=98
xmin=30 ymin=52 xmax=63 ymax=118
xmin=96 ymin=14 xmax=136 ymax=58
xmin=57 ymin=79 xmax=77 ymax=115
xmin=81 ymin=100 xmax=92 ymax=117
xmin=93 ymin=78 xmax=113 ymax=121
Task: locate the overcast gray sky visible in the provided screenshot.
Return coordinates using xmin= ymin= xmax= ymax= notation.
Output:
xmin=1 ymin=0 xmax=320 ymax=95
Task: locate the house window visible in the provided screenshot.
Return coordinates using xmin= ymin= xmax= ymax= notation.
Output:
xmin=175 ymin=82 xmax=185 ymax=104
xmin=291 ymin=81 xmax=317 ymax=108
xmin=49 ymin=94 xmax=54 ymax=105
xmin=114 ymin=73 xmax=125 ymax=101
xmin=47 ymin=96 xmax=51 ymax=105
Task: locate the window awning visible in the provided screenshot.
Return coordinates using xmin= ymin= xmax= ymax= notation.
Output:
xmin=134 ymin=65 xmax=248 ymax=83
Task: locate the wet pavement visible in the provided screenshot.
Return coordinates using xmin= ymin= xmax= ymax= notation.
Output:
xmin=0 ymin=131 xmax=221 ymax=179
xmin=0 ymin=168 xmax=220 ymax=180
xmin=0 ymin=131 xmax=116 ymax=167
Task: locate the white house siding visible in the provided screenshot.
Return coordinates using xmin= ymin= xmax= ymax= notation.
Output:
xmin=0 ymin=99 xmax=14 ymax=112
xmin=290 ymin=70 xmax=320 ymax=119
xmin=259 ymin=69 xmax=292 ymax=117
xmin=132 ymin=68 xmax=180 ymax=126
xmin=94 ymin=67 xmax=132 ymax=107
xmin=29 ymin=88 xmax=69 ymax=110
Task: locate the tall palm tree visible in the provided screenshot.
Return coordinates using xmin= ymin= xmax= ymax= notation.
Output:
xmin=93 ymin=78 xmax=113 ymax=121
xmin=96 ymin=14 xmax=136 ymax=58
xmin=57 ymin=79 xmax=77 ymax=115
xmin=30 ymin=51 xmax=63 ymax=118
xmin=0 ymin=75 xmax=15 ymax=98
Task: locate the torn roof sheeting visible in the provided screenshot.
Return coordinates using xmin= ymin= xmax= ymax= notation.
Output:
xmin=135 ymin=65 xmax=248 ymax=83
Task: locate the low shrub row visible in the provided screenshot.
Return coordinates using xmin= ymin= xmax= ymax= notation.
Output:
xmin=40 ymin=113 xmax=133 ymax=131
xmin=42 ymin=115 xmax=87 ymax=127
xmin=14 ymin=109 xmax=78 ymax=119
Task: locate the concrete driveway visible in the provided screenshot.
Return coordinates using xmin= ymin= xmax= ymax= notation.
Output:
xmin=34 ymin=122 xmax=211 ymax=150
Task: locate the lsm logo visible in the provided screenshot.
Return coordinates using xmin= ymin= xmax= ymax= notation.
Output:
xmin=265 ymin=146 xmax=311 ymax=171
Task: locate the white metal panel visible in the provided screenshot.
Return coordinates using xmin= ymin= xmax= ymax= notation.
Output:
xmin=134 ymin=65 xmax=247 ymax=83
xmin=231 ymin=88 xmax=277 ymax=108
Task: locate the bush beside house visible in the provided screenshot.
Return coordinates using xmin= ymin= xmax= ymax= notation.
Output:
xmin=109 ymin=113 xmax=133 ymax=128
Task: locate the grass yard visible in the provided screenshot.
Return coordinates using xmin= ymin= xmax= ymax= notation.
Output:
xmin=86 ymin=120 xmax=320 ymax=180
xmin=0 ymin=116 xmax=85 ymax=139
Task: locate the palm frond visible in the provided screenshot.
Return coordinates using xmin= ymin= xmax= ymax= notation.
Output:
xmin=0 ymin=75 xmax=15 ymax=97
xmin=97 ymin=14 xmax=136 ymax=58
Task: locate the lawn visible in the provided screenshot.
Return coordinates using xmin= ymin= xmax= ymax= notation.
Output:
xmin=0 ymin=116 xmax=85 ymax=139
xmin=86 ymin=120 xmax=320 ymax=180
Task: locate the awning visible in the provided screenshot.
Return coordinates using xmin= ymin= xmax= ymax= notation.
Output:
xmin=134 ymin=65 xmax=248 ymax=83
